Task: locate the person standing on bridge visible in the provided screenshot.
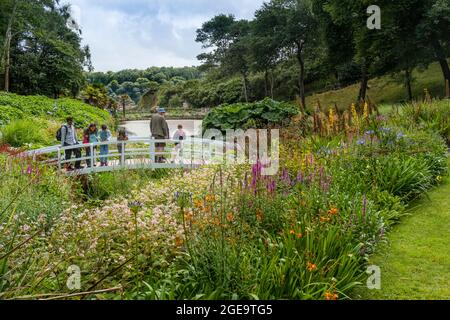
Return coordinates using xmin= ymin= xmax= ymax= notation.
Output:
xmin=117 ymin=128 xmax=129 ymax=165
xmin=150 ymin=107 xmax=170 ymax=163
xmin=99 ymin=124 xmax=112 ymax=166
xmin=60 ymin=117 xmax=82 ymax=171
xmin=84 ymin=123 xmax=99 ymax=167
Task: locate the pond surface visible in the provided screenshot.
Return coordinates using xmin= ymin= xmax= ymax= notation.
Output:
xmin=121 ymin=119 xmax=203 ymax=138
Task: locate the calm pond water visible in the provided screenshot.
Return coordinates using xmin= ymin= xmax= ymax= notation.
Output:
xmin=121 ymin=119 xmax=203 ymax=138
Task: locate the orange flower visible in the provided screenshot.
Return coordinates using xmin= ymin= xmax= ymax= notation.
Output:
xmin=184 ymin=211 xmax=194 ymax=222
xmin=307 ymin=262 xmax=317 ymax=272
xmin=324 ymin=291 xmax=339 ymax=300
xmin=296 ymin=233 xmax=303 ymax=239
xmin=328 ymin=207 xmax=339 ymax=216
xmin=212 ymin=217 xmax=221 ymax=226
xmin=203 ymin=205 xmax=212 ymax=213
xmin=194 ymin=199 xmax=203 ymax=209
xmin=226 ymin=212 xmax=234 ymax=222
xmin=289 ymin=229 xmax=296 ymax=235
xmin=175 ymin=237 xmax=184 ymax=248
xmin=205 ymin=194 xmax=216 ymax=202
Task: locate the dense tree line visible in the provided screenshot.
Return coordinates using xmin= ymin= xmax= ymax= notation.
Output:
xmin=0 ymin=0 xmax=91 ymax=98
xmin=147 ymin=0 xmax=449 ymax=110
xmin=1 ymin=0 xmax=448 ymax=111
xmin=87 ymin=67 xmax=202 ymax=86
xmin=86 ymin=67 xmax=202 ymax=105
xmin=192 ymin=0 xmax=450 ymax=110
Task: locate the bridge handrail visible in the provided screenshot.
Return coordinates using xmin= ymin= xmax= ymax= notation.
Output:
xmin=23 ymin=136 xmax=234 ymax=175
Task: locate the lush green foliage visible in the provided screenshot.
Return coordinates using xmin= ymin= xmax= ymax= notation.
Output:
xmin=203 ymin=98 xmax=299 ymax=131
xmin=0 ymin=119 xmax=51 ymax=148
xmin=87 ymin=67 xmax=203 ymax=105
xmin=0 ymin=91 xmax=112 ymax=127
xmin=82 ymin=169 xmax=169 ymax=202
xmin=0 ymin=92 xmax=113 ymax=148
xmin=0 ymin=0 xmax=91 ymax=96
xmin=0 ymin=99 xmax=447 ymax=300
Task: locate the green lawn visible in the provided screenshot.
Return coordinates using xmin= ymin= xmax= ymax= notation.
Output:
xmin=306 ymin=60 xmax=449 ymax=110
xmin=354 ymin=160 xmax=450 ymax=300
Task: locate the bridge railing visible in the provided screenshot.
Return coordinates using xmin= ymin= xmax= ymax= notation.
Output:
xmin=26 ymin=136 xmax=235 ymax=175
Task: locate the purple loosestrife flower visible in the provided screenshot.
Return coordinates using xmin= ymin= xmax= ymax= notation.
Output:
xmin=267 ymin=180 xmax=276 ymax=194
xmin=296 ymin=171 xmax=304 ymax=184
xmin=251 ymin=173 xmax=258 ymax=188
xmin=281 ymin=168 xmax=291 ymax=185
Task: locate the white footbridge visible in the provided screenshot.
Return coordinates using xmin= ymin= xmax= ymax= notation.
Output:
xmin=25 ymin=137 xmax=236 ymax=175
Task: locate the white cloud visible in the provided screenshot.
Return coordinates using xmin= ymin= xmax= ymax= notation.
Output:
xmin=63 ymin=0 xmax=265 ymax=71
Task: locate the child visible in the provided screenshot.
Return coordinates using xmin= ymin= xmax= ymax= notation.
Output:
xmin=172 ymin=124 xmax=186 ymax=145
xmin=99 ymin=124 xmax=112 ymax=166
xmin=171 ymin=125 xmax=187 ymax=163
xmin=117 ymin=128 xmax=129 ymax=165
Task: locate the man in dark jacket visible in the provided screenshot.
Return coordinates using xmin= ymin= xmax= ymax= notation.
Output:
xmin=61 ymin=117 xmax=82 ymax=170
xmin=150 ymin=107 xmax=170 ymax=163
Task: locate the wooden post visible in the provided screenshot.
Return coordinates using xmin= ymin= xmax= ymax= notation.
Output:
xmin=191 ymin=138 xmax=194 ymax=169
xmin=150 ymin=137 xmax=155 ymax=169
xmin=90 ymin=143 xmax=95 ymax=172
xmin=121 ymin=141 xmax=125 ymax=167
xmin=57 ymin=147 xmax=62 ymax=172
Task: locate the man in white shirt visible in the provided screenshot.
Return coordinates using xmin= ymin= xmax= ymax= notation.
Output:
xmin=61 ymin=117 xmax=82 ymax=170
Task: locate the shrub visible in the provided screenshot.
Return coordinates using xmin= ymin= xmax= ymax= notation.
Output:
xmin=203 ymin=98 xmax=299 ymax=131
xmin=0 ymin=119 xmax=50 ymax=148
xmin=0 ymin=92 xmax=112 ymax=129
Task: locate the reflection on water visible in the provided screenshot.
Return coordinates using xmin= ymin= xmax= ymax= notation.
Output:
xmin=121 ymin=119 xmax=203 ymax=138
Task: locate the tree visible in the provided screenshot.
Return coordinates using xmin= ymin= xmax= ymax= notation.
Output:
xmin=252 ymin=5 xmax=286 ymax=98
xmin=0 ymin=0 xmax=91 ymax=96
xmin=416 ymin=0 xmax=450 ymax=98
xmin=1 ymin=0 xmax=19 ymax=92
xmin=196 ymin=15 xmax=253 ymax=102
xmin=254 ymin=0 xmax=320 ymax=110
xmin=119 ymin=94 xmax=133 ymax=118
xmin=82 ymin=84 xmax=109 ymax=108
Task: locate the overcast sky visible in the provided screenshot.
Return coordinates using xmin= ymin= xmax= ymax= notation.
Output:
xmin=63 ymin=0 xmax=265 ymax=72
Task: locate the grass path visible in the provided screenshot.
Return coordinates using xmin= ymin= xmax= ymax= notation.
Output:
xmin=355 ymin=166 xmax=450 ymax=300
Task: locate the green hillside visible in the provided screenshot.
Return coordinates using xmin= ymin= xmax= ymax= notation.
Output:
xmin=0 ymin=92 xmax=112 ymax=127
xmin=0 ymin=92 xmax=113 ymax=148
xmin=307 ymin=61 xmax=449 ymax=110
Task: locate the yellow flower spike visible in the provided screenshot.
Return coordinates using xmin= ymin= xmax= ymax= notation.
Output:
xmin=363 ymin=102 xmax=369 ymax=121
